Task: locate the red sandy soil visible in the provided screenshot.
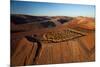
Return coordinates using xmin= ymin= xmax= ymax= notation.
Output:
xmin=11 ymin=14 xmax=95 ymax=66
xmin=67 ymin=16 xmax=95 ymax=30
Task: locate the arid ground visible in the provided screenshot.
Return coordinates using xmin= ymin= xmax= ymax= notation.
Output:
xmin=11 ymin=14 xmax=95 ymax=66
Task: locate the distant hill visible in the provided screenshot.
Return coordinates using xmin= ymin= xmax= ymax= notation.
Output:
xmin=11 ymin=14 xmax=95 ymax=33
xmin=67 ymin=16 xmax=95 ymax=30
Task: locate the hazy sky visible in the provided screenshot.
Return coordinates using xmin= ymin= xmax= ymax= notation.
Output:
xmin=11 ymin=1 xmax=95 ymax=17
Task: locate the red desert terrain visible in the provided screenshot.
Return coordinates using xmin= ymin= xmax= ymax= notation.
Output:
xmin=11 ymin=14 xmax=95 ymax=66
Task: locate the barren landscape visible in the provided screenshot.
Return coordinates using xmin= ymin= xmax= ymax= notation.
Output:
xmin=11 ymin=14 xmax=95 ymax=66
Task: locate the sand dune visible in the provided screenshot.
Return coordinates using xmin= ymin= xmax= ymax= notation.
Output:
xmin=67 ymin=16 xmax=95 ymax=30
xmin=11 ymin=14 xmax=95 ymax=66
